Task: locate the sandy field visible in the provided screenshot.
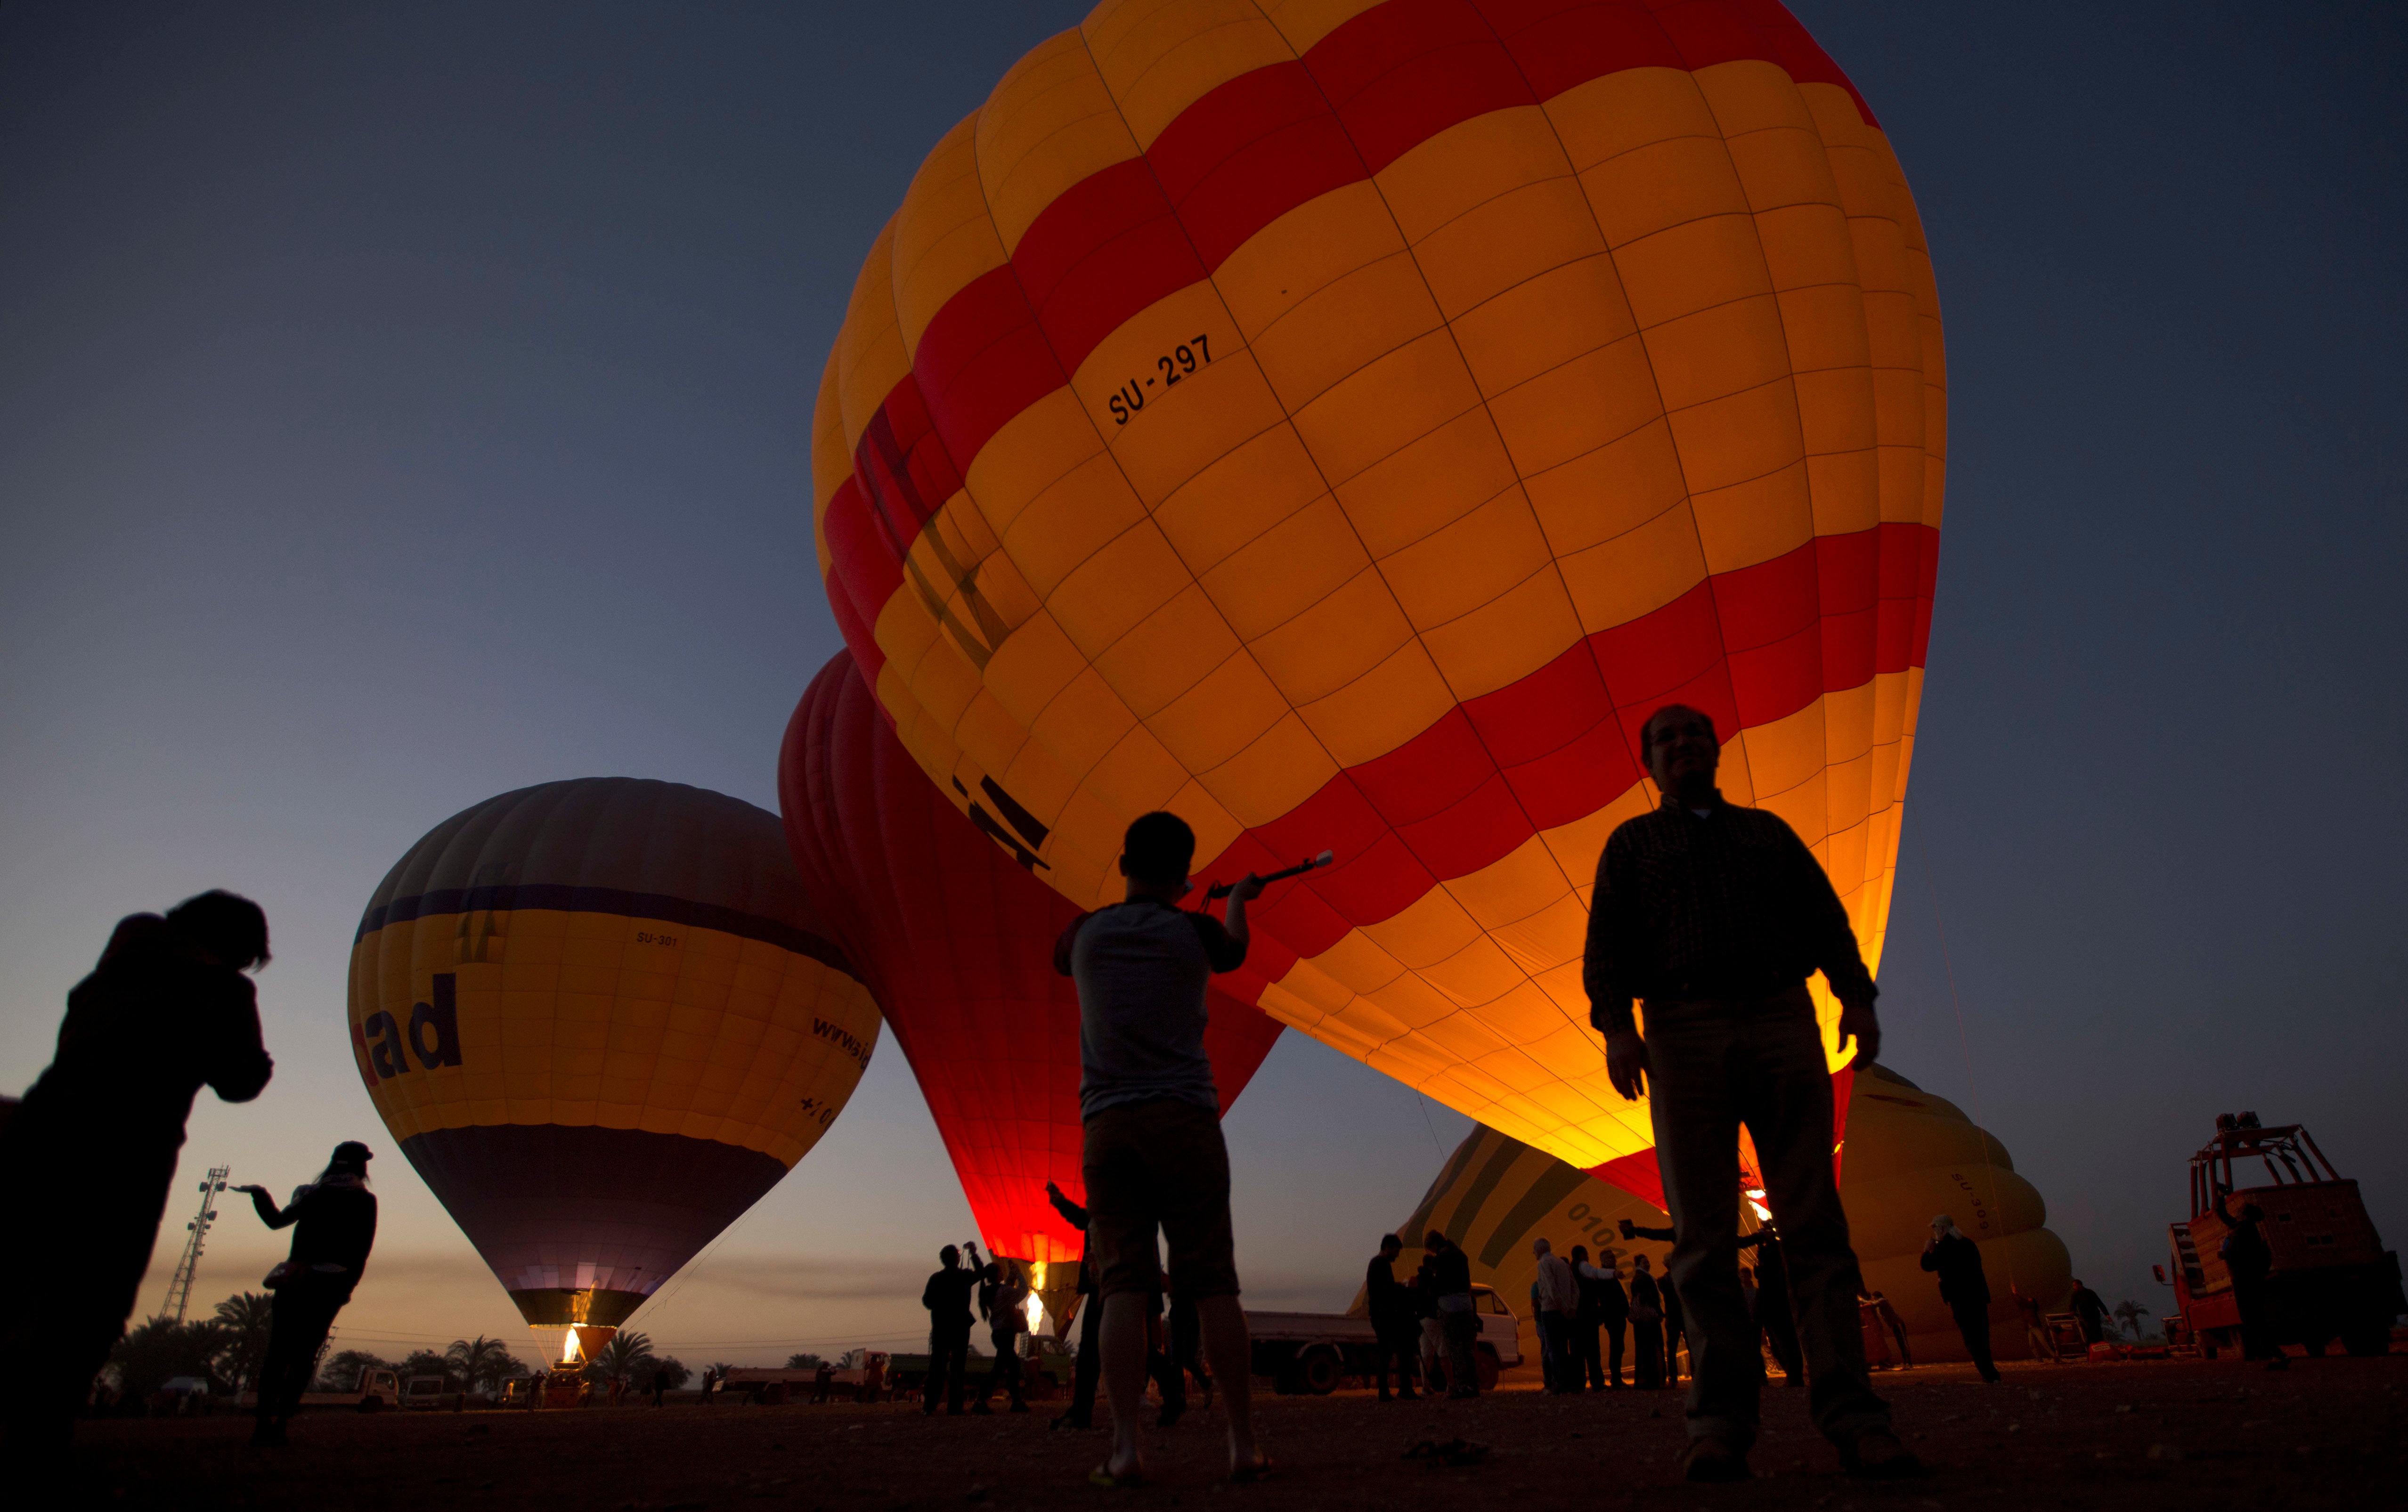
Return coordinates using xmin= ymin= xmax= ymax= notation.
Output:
xmin=68 ymin=1355 xmax=2406 ymax=1511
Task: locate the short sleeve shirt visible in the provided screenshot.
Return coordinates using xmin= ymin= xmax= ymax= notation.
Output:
xmin=1056 ymin=899 xmax=1245 ymax=1120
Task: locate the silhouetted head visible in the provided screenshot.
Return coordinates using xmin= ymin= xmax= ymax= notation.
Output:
xmin=1379 ymin=1234 xmax=1401 ymax=1257
xmin=1531 ymin=1237 xmax=1552 ymax=1259
xmin=166 ymin=890 xmax=270 ymax=970
xmin=1570 ymin=1245 xmax=1588 ymax=1265
xmin=940 ymin=1245 xmax=960 ymax=1268
xmin=1930 ymin=1214 xmax=1955 ymax=1236
xmin=316 ymin=1140 xmax=372 ymax=1187
xmin=1118 ymin=811 xmax=1196 ymax=896
xmin=1633 ymin=1254 xmax=1651 ymax=1273
xmin=1423 ymin=1229 xmax=1446 ymax=1253
xmin=1639 ymin=704 xmax=1720 ymax=805
xmin=2241 ymin=1203 xmax=2264 ymax=1223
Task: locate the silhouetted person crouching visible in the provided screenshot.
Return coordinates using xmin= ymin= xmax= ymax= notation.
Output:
xmin=0 ymin=893 xmax=274 ymax=1464
xmin=242 ymin=1141 xmax=378 ymax=1445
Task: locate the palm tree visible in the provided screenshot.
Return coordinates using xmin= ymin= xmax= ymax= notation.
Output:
xmin=786 ymin=1352 xmax=826 ymax=1370
xmin=590 ymin=1330 xmax=656 ymax=1387
xmin=212 ymin=1293 xmax=275 ymax=1392
xmin=111 ymin=1319 xmax=237 ymax=1400
xmin=2112 ymin=1299 xmax=2152 ymax=1341
xmin=447 ymin=1335 xmax=517 ymax=1396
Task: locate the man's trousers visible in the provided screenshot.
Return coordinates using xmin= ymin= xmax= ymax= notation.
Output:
xmin=922 ymin=1326 xmax=970 ymax=1414
xmin=1644 ymin=988 xmax=1893 ymax=1452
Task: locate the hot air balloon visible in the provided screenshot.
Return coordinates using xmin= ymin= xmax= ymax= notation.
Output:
xmin=349 ymin=778 xmax=882 ymax=1354
xmin=1374 ymin=1064 xmax=2066 ymax=1370
xmin=778 ymin=649 xmax=1283 ymax=1303
xmin=811 ymin=0 xmax=1941 ymax=1182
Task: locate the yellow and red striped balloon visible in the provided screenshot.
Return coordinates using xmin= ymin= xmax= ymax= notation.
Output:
xmin=814 ymin=0 xmax=1942 ymax=1177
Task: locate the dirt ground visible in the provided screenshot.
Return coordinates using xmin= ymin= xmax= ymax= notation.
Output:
xmin=69 ymin=1355 xmax=2407 ymax=1511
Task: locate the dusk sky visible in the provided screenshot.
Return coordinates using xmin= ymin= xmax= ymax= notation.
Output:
xmin=3 ymin=2 xmax=2400 ymax=1373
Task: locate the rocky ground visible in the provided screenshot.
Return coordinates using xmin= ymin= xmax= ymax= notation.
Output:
xmin=69 ymin=1355 xmax=2406 ymax=1510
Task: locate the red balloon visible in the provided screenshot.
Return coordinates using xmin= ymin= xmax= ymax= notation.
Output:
xmin=779 ymin=650 xmax=1283 ymax=1263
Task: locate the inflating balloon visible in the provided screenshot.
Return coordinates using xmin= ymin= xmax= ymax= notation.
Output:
xmin=349 ymin=778 xmax=882 ymax=1332
xmin=813 ymin=0 xmax=1942 ymax=1177
xmin=778 ymin=649 xmax=1283 ymax=1271
xmin=1375 ymin=1065 xmax=2066 ymax=1366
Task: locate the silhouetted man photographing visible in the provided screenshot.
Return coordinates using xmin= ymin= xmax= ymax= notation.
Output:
xmin=920 ymin=1245 xmax=976 ymax=1415
xmin=1584 ymin=705 xmax=1916 ymax=1482
xmin=1056 ymin=812 xmax=1267 ymax=1487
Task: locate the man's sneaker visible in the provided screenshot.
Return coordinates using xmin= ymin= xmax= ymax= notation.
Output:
xmin=1677 ymin=1437 xmax=1751 ymax=1483
xmin=1839 ymin=1429 xmax=1924 ymax=1479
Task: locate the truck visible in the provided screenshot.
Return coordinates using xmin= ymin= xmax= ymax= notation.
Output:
xmin=728 ymin=1347 xmax=1073 ymax=1404
xmin=1246 ymin=1283 xmax=1523 ymax=1395
xmin=238 ymin=1366 xmax=402 ymax=1413
xmin=2154 ymin=1112 xmax=2403 ymax=1358
xmin=401 ymin=1374 xmax=456 ymax=1410
xmin=721 ymin=1353 xmax=895 ymax=1405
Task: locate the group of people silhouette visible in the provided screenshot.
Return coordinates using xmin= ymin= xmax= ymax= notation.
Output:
xmin=0 ymin=891 xmax=380 ymax=1472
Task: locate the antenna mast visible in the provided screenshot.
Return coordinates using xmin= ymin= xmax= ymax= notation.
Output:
xmin=160 ymin=1164 xmax=232 ymax=1323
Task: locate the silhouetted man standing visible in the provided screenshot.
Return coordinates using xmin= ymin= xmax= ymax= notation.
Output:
xmin=1627 ymin=1254 xmax=1666 ymax=1390
xmin=1574 ymin=1244 xmax=1628 ymax=1388
xmin=2067 ymin=1279 xmax=2110 ymax=1345
xmin=1586 ymin=706 xmax=1915 ymax=1482
xmin=241 ymin=1139 xmax=378 ymax=1445
xmin=1366 ymin=1234 xmax=1418 ymax=1401
xmin=921 ymin=1245 xmax=976 ymax=1415
xmin=1425 ymin=1229 xmax=1480 ymax=1398
xmin=1056 ymin=812 xmax=1267 ymax=1485
xmin=1740 ymin=1228 xmax=1806 ymax=1385
xmin=974 ymin=1261 xmax=1030 ymax=1413
xmin=1920 ymin=1215 xmax=1999 ymax=1381
xmin=1044 ymin=1180 xmax=1102 ymax=1429
xmin=2214 ymin=1189 xmax=2285 ymax=1369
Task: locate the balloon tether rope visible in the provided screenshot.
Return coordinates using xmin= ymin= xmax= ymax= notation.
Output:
xmin=1910 ymin=808 xmax=2018 ymax=1293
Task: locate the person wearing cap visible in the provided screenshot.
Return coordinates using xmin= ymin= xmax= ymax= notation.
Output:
xmin=0 ymin=891 xmax=275 ymax=1466
xmin=237 ymin=1140 xmax=380 ymax=1445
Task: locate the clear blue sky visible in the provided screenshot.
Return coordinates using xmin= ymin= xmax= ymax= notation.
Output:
xmin=2 ymin=2 xmax=2400 ymax=1366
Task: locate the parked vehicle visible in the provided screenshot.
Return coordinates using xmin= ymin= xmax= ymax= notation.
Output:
xmin=238 ymin=1366 xmax=401 ymax=1413
xmin=402 ymin=1375 xmax=454 ymax=1409
xmin=1246 ymin=1284 xmax=1523 ymax=1394
xmin=2155 ymin=1112 xmax=2403 ymax=1358
xmin=722 ymin=1352 xmax=890 ymax=1405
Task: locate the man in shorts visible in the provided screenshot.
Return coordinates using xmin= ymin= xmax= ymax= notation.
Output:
xmin=1055 ymin=812 xmax=1268 ymax=1486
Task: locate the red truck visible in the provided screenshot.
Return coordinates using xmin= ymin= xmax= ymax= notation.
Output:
xmin=2155 ymin=1112 xmax=2402 ymax=1358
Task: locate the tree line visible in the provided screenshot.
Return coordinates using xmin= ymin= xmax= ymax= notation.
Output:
xmin=104 ymin=1293 xmax=692 ymax=1401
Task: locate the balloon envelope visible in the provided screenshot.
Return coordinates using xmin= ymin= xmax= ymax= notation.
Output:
xmin=1379 ymin=1064 xmax=2066 ymax=1366
xmin=812 ymin=0 xmax=1942 ymax=1178
xmin=350 ymin=778 xmax=882 ymax=1328
xmin=779 ymin=649 xmax=1282 ymax=1263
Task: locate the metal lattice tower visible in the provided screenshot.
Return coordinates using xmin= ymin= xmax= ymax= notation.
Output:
xmin=160 ymin=1164 xmax=231 ymax=1323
